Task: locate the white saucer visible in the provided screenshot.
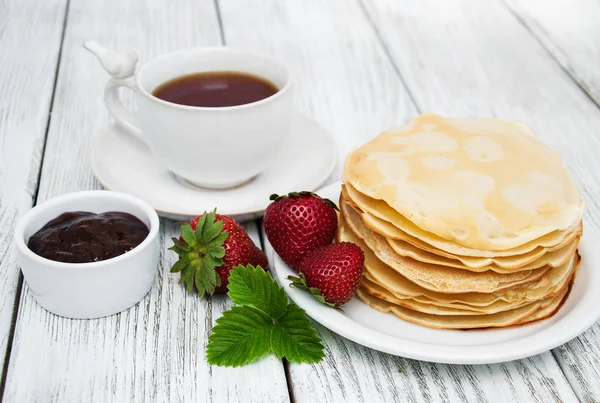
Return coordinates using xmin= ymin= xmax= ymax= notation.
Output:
xmin=91 ymin=114 xmax=337 ymax=221
xmin=273 ymin=181 xmax=600 ymax=364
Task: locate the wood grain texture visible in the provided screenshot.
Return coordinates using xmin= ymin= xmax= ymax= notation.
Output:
xmin=225 ymin=0 xmax=579 ymax=401
xmin=360 ymin=0 xmax=600 ymax=229
xmin=3 ymin=0 xmax=288 ymax=401
xmin=361 ymin=0 xmax=600 ymax=401
xmin=503 ymin=0 xmax=600 ymax=106
xmin=0 ymin=0 xmax=67 ymax=372
xmin=217 ymin=0 xmax=418 ymax=184
xmin=502 ymin=2 xmax=600 ymax=395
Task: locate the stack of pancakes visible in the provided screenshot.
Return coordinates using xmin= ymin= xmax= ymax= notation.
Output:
xmin=341 ymin=114 xmax=584 ymax=329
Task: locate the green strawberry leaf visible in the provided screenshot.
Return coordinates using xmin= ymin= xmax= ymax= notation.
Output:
xmin=206 ymin=305 xmax=273 ymax=367
xmin=180 ymin=223 xmax=197 ymax=246
xmin=211 ymin=231 xmax=229 ymax=248
xmin=206 ymin=264 xmax=325 ymax=367
xmin=271 ymin=303 xmax=325 ymax=364
xmin=227 ymin=265 xmax=288 ymax=319
xmin=180 ymin=265 xmax=195 ymax=293
xmin=204 ymin=217 xmax=225 ymax=242
xmin=198 ymin=210 xmax=213 ymax=238
xmin=287 ymin=274 xmax=337 ymax=308
xmin=194 ymin=260 xmax=218 ymax=295
xmin=207 ymin=243 xmax=226 ymax=259
xmin=169 ymin=210 xmax=231 ymax=295
xmin=170 ymin=259 xmax=188 ymax=273
xmin=169 ymin=237 xmax=191 ymax=253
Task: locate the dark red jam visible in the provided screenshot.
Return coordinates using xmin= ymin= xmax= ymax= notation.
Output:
xmin=27 ymin=211 xmax=149 ymax=263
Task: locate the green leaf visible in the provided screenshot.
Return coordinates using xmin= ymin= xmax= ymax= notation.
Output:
xmin=211 ymin=231 xmax=229 ymax=247
xmin=207 ymin=243 xmax=226 ymax=259
xmin=271 ymin=304 xmax=324 ymax=364
xmin=170 ymin=259 xmax=188 ymax=273
xmin=206 ymin=265 xmax=325 ymax=367
xmin=206 ymin=255 xmax=224 ymax=272
xmin=204 ymin=217 xmax=225 ymax=242
xmin=228 ymin=265 xmax=289 ymax=319
xmin=169 ymin=237 xmax=191 ymax=253
xmin=168 ymin=208 xmax=230 ymax=295
xmin=202 ymin=209 xmax=217 ymax=233
xmin=194 ymin=213 xmax=208 ymax=243
xmin=287 ymin=274 xmax=337 ymax=308
xmin=180 ymin=223 xmax=197 ymax=246
xmin=194 ymin=260 xmax=217 ymax=294
xmin=180 ymin=265 xmax=195 ymax=293
xmin=206 ymin=305 xmax=273 ymax=367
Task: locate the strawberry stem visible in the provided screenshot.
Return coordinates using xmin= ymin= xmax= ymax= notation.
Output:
xmin=268 ymin=191 xmax=339 ymax=211
xmin=169 ymin=210 xmax=229 ymax=296
xmin=287 ymin=274 xmax=338 ymax=308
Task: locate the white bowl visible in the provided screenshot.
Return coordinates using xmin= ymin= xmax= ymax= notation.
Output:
xmin=14 ymin=191 xmax=160 ymax=319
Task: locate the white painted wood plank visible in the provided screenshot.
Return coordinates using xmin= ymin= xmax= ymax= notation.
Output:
xmin=361 ymin=0 xmax=600 ymax=401
xmin=217 ymin=0 xmax=418 ymax=184
xmin=503 ymin=0 xmax=600 ymax=106
xmin=0 ymin=0 xmax=66 ymax=371
xmin=360 ymin=0 xmax=600 ymax=226
xmin=221 ymin=0 xmax=579 ymax=401
xmin=3 ymin=0 xmax=288 ymax=401
xmin=503 ymin=1 xmax=600 ymax=393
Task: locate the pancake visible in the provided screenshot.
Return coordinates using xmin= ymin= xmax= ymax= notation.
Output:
xmin=356 ymin=288 xmax=537 ymax=329
xmin=340 ymin=198 xmax=551 ymax=293
xmin=362 ymin=253 xmax=577 ymax=311
xmin=344 ymin=183 xmax=582 ymax=259
xmin=386 ymin=233 xmax=579 ymax=273
xmin=339 ymin=213 xmax=578 ymax=310
xmin=517 ymin=277 xmax=574 ymax=325
xmin=362 ymin=255 xmax=577 ymax=309
xmin=343 ymin=114 xmax=583 ymax=250
xmin=357 ymin=279 xmax=572 ymax=329
xmin=361 ymin=277 xmax=532 ymax=315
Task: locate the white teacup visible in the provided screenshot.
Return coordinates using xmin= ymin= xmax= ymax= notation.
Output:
xmin=85 ymin=42 xmax=293 ymax=189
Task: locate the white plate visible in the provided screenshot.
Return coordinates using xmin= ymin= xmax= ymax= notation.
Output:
xmin=273 ymin=181 xmax=600 ymax=364
xmin=91 ymin=113 xmax=337 ymax=221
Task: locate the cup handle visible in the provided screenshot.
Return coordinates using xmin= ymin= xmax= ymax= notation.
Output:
xmin=83 ymin=40 xmax=144 ymax=141
xmin=104 ymin=76 xmax=143 ymax=140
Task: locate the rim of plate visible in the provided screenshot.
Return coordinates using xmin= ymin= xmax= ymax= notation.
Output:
xmin=273 ymin=181 xmax=600 ymax=365
xmin=91 ymin=113 xmax=337 ymax=218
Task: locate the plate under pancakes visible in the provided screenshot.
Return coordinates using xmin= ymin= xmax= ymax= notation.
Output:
xmin=341 ymin=114 xmax=583 ymax=329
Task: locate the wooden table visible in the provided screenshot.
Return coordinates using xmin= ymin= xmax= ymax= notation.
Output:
xmin=2 ymin=0 xmax=600 ymax=401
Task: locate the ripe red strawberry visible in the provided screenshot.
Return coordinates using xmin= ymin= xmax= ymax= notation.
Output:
xmin=251 ymin=244 xmax=269 ymax=270
xmin=288 ymin=242 xmax=364 ymax=307
xmin=170 ymin=210 xmax=268 ymax=295
xmin=264 ymin=191 xmax=338 ymax=270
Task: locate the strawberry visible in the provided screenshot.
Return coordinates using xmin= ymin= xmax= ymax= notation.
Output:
xmin=288 ymin=242 xmax=364 ymax=307
xmin=251 ymin=244 xmax=269 ymax=270
xmin=264 ymin=191 xmax=338 ymax=270
xmin=170 ymin=210 xmax=268 ymax=295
